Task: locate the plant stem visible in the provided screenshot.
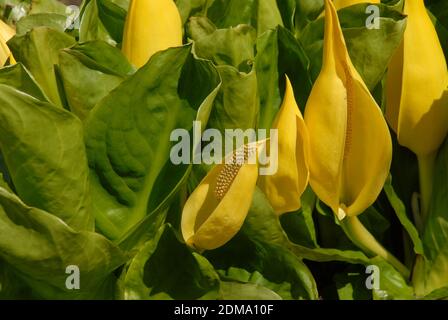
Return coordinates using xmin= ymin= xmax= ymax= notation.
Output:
xmin=417 ymin=153 xmax=436 ymax=225
xmin=341 ymin=215 xmax=410 ymax=278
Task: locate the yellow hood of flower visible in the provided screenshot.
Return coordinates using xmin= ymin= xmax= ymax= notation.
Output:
xmin=0 ymin=19 xmax=16 ymax=66
xmin=304 ymin=0 xmax=392 ymax=219
xmin=122 ymin=0 xmax=183 ymax=68
xmin=386 ymin=0 xmax=448 ymax=157
xmin=182 ymin=144 xmax=259 ymax=251
xmin=259 ymin=76 xmax=309 ymax=215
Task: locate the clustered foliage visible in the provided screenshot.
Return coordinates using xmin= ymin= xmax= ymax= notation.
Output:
xmin=0 ymin=0 xmax=447 ymax=300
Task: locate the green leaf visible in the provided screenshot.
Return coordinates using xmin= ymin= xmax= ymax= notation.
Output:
xmin=0 ymin=186 xmax=125 ymax=299
xmin=277 ymin=0 xmax=324 ymax=37
xmin=79 ymin=0 xmax=116 ymax=45
xmin=248 ymin=179 xmax=412 ymax=300
xmin=256 ymin=26 xmax=312 ymax=129
xmin=59 ymin=41 xmax=133 ymax=120
xmin=0 ymin=260 xmax=34 ymax=299
xmin=96 ymin=0 xmax=126 ymax=43
xmin=281 ymin=187 xmax=318 ymax=248
xmin=79 ymin=0 xmax=127 ymax=44
xmin=8 ymin=27 xmax=76 ymax=107
xmin=0 ymin=63 xmax=49 ymax=101
xmin=334 ymin=271 xmax=371 ymax=300
xmin=370 ymin=257 xmax=414 ymax=300
xmin=207 ymin=0 xmax=283 ymax=35
xmin=117 ymin=224 xmax=220 ymax=300
xmin=190 ymin=20 xmax=256 ymax=69
xmin=175 ymin=0 xmax=212 ymax=25
xmin=205 ymin=188 xmax=319 ymax=300
xmin=16 ymin=13 xmax=67 ymax=35
xmin=427 ymin=0 xmax=448 ymax=57
xmin=423 ymin=286 xmax=448 ymax=300
xmin=217 ymin=267 xmax=289 ymax=300
xmin=417 ymin=138 xmax=448 ymax=295
xmin=300 ymin=3 xmax=407 ymax=91
xmin=0 ymin=84 xmax=92 ymax=230
xmin=219 ymin=281 xmax=282 ymax=300
xmin=384 ymin=176 xmax=424 ymax=255
xmin=85 ymin=45 xmax=220 ymax=239
xmin=30 ymin=0 xmax=68 ymax=15
xmin=189 ymin=21 xmax=259 ymax=135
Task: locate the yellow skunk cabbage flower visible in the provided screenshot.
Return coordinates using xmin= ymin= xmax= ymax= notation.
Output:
xmin=304 ymin=0 xmax=392 ymax=220
xmin=386 ymin=0 xmax=448 ymax=220
xmin=333 ymin=0 xmax=380 ymax=10
xmin=259 ymin=76 xmax=309 ymax=215
xmin=304 ymin=0 xmax=408 ymax=277
xmin=0 ymin=19 xmax=16 ymax=66
xmin=122 ymin=0 xmax=183 ymax=68
xmin=386 ymin=0 xmax=447 ymax=158
xmin=182 ymin=144 xmax=259 ymax=251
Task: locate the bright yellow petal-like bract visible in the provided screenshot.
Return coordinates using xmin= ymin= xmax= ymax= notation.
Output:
xmin=304 ymin=0 xmax=392 ymax=220
xmin=182 ymin=144 xmax=259 ymax=251
xmin=0 ymin=19 xmax=16 ymax=66
xmin=386 ymin=0 xmax=448 ymax=157
xmin=122 ymin=0 xmax=183 ymax=68
xmin=259 ymin=76 xmax=309 ymax=215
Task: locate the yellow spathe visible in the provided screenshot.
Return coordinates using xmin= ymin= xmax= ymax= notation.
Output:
xmin=304 ymin=0 xmax=392 ymax=219
xmin=0 ymin=19 xmax=16 ymax=66
xmin=386 ymin=0 xmax=448 ymax=157
xmin=259 ymin=76 xmax=309 ymax=215
xmin=182 ymin=145 xmax=259 ymax=251
xmin=122 ymin=0 xmax=183 ymax=68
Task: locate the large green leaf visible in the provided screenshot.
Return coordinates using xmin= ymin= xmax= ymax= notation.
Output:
xmin=85 ymin=45 xmax=220 ymax=239
xmin=189 ymin=20 xmax=259 ymax=135
xmin=59 ymin=41 xmax=133 ymax=120
xmin=79 ymin=0 xmax=126 ymax=44
xmin=0 ymin=63 xmax=49 ymax=101
xmin=190 ymin=20 xmax=256 ymax=69
xmin=0 ymin=185 xmax=125 ymax=299
xmin=0 ymin=260 xmax=34 ymax=299
xmin=334 ymin=271 xmax=371 ymax=300
xmin=96 ymin=0 xmax=126 ymax=43
xmin=218 ymin=267 xmax=286 ymax=300
xmin=117 ymin=224 xmax=220 ymax=300
xmin=16 ymin=13 xmax=67 ymax=35
xmin=30 ymin=0 xmax=68 ymax=15
xmin=300 ymin=3 xmax=406 ymax=91
xmin=256 ymin=26 xmax=312 ymax=129
xmin=280 ymin=187 xmax=318 ymax=248
xmin=175 ymin=0 xmax=212 ymax=25
xmin=0 ymin=84 xmax=92 ymax=231
xmin=79 ymin=0 xmax=116 ymax=45
xmin=206 ymin=0 xmax=283 ymax=35
xmin=219 ymin=281 xmax=282 ymax=300
xmin=8 ymin=27 xmax=76 ymax=107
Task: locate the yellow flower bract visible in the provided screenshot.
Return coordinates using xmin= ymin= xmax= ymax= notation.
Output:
xmin=304 ymin=0 xmax=392 ymax=219
xmin=122 ymin=0 xmax=183 ymax=68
